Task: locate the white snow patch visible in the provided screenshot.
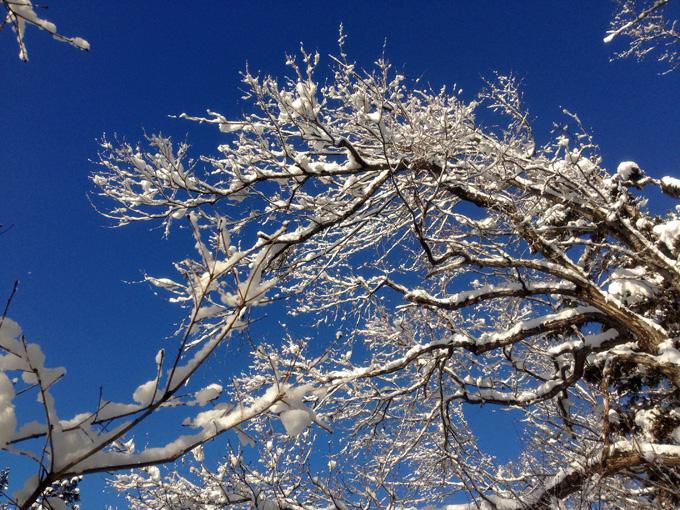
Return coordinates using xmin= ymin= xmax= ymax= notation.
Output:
xmin=608 ymin=409 xmax=620 ymax=425
xmin=0 ymin=318 xmax=20 ymax=449
xmin=195 ymin=383 xmax=222 ymax=406
xmin=608 ymin=266 xmax=661 ymax=305
xmin=657 ymin=339 xmax=680 ymax=365
xmin=279 ymin=409 xmax=312 ymax=436
xmin=0 ymin=372 xmax=16 ymax=448
xmin=0 ymin=317 xmax=22 ymax=351
xmin=635 ymin=408 xmax=660 ymax=440
xmin=191 ymin=444 xmax=204 ymax=462
xmin=366 ymin=110 xmax=381 ymax=122
xmin=585 ymin=328 xmax=619 ymax=349
xmin=270 ymin=384 xmax=327 ymax=437
xmin=146 ymin=466 xmax=161 ymax=481
xmin=132 ymin=379 xmax=157 ymax=405
xmin=653 ymin=220 xmax=680 ymax=252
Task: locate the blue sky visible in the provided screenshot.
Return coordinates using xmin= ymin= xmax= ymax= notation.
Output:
xmin=1 ymin=1 xmax=679 ymax=506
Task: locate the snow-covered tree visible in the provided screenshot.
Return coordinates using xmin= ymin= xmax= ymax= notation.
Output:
xmin=79 ymin=37 xmax=680 ymax=509
xmin=3 ymin=10 xmax=680 ymax=506
xmin=1 ymin=0 xmax=88 ymax=61
xmin=604 ymin=0 xmax=680 ymax=72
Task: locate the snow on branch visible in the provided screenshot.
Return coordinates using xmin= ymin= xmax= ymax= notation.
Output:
xmin=1 ymin=0 xmax=89 ymax=61
xmin=0 ymin=222 xmax=289 ymax=509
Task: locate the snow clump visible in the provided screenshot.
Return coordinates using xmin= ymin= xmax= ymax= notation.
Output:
xmin=661 ymin=176 xmax=680 ymax=198
xmin=0 ymin=319 xmax=22 ymax=447
xmin=653 ymin=219 xmax=680 ymax=253
xmin=195 ymin=383 xmax=222 ymax=406
xmin=132 ymin=379 xmax=157 ymax=405
xmin=607 ymin=266 xmax=661 ymax=305
xmin=270 ymin=385 xmax=325 ymax=437
xmin=615 ymin=161 xmax=642 ymax=181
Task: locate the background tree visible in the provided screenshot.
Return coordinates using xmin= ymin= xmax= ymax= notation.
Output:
xmin=4 ymin=0 xmax=679 ymax=72
xmin=604 ymin=0 xmax=680 ymax=72
xmin=86 ymin=40 xmax=680 ymax=509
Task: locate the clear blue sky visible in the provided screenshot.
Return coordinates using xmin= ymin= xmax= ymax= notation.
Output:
xmin=1 ymin=1 xmax=679 ymax=506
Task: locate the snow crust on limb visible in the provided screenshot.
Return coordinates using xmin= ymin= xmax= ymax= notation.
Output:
xmin=278 ymin=409 xmax=311 ymax=436
xmin=1 ymin=0 xmax=89 ymax=61
xmin=442 ymin=442 xmax=680 ymax=510
xmin=661 ymin=175 xmax=680 ymax=198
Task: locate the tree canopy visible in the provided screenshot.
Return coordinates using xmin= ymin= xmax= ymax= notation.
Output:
xmin=2 ymin=3 xmax=680 ymax=510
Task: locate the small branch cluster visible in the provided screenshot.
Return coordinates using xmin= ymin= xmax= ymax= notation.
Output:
xmin=605 ymin=0 xmax=680 ymax=73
